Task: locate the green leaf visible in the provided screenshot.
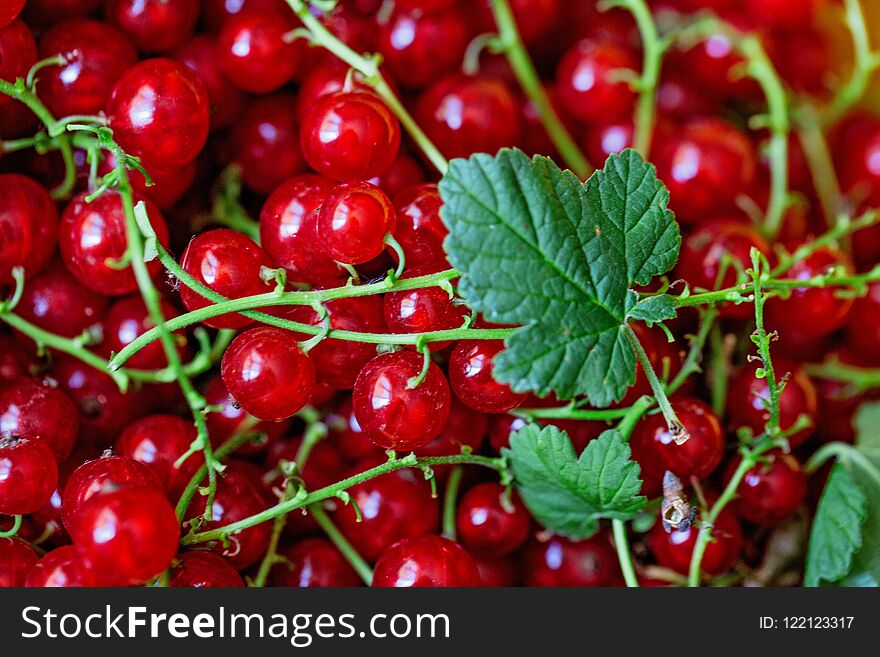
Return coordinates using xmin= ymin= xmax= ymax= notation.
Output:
xmin=439 ymin=148 xmax=679 ymax=406
xmin=854 ymin=402 xmax=880 ymax=461
xmin=628 ymin=294 xmax=677 ymax=323
xmin=804 ymin=463 xmax=867 ymax=587
xmin=503 ymin=424 xmax=646 ymax=539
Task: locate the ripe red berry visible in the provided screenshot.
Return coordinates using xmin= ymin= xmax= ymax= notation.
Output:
xmin=317 ymin=181 xmax=396 ymax=265
xmin=0 ymin=435 xmax=58 ymax=515
xmin=846 ymin=281 xmax=880 ymax=363
xmin=0 ymin=174 xmax=58 ymax=285
xmin=522 ymin=533 xmax=621 ymax=586
xmin=727 ymin=451 xmax=808 ymax=526
xmin=201 ymin=375 xmax=287 ymax=452
xmin=0 ymin=377 xmax=80 ymax=460
xmin=449 ymin=341 xmax=526 ymax=414
xmin=555 ymin=39 xmax=637 ymax=124
xmin=179 ymin=228 xmax=272 ymax=330
xmin=474 ymin=556 xmax=520 ymax=586
xmin=169 ymin=551 xmax=244 ymax=588
xmin=416 ymin=396 xmax=488 ymax=458
xmin=98 ymin=295 xmax=182 ymax=371
xmin=456 ymin=482 xmax=531 ymax=558
xmin=104 ymin=0 xmax=199 ymax=53
xmin=115 ymin=414 xmax=201 ymax=495
xmin=59 ymin=191 xmax=169 ymax=296
xmin=24 ymin=545 xmax=98 ymax=587
xmin=270 ymin=538 xmax=362 ymax=587
xmin=0 ymin=538 xmax=38 ymax=587
xmin=0 ymin=20 xmax=36 ymax=108
xmin=391 ymin=183 xmax=449 ymax=271
xmin=649 ymin=509 xmax=744 ymax=576
xmin=294 ymin=59 xmax=372 ymax=124
xmin=372 ymin=535 xmax=480 ymax=587
xmin=0 ymin=0 xmax=25 ymax=28
xmin=352 ymin=350 xmax=451 ymax=450
xmin=107 ymin=58 xmax=210 ymax=169
xmin=416 ymin=74 xmax=522 ymax=159
xmin=174 ymin=35 xmax=245 ymax=131
xmin=71 ymin=485 xmax=179 ymax=584
xmin=0 ymin=340 xmax=36 ymax=380
xmin=301 ymin=91 xmax=401 ymax=181
xmin=37 ymin=19 xmax=138 ymax=118
xmin=221 ymin=326 xmax=316 ymax=421
xmin=217 ymin=9 xmax=301 ymax=94
xmin=332 ymin=463 xmax=439 ymax=561
xmin=383 ymin=270 xmax=467 ymax=346
xmin=202 ymin=0 xmax=287 ymax=30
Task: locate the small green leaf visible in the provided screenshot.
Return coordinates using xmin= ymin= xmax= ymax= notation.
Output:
xmin=854 ymin=402 xmax=880 ymax=460
xmin=628 ymin=294 xmax=677 ymax=323
xmin=804 ymin=463 xmax=867 ymax=587
xmin=503 ymin=424 xmax=646 ymax=539
xmin=439 ymin=148 xmax=679 ymax=406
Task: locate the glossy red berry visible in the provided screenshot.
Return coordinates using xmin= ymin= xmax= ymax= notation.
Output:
xmin=416 ymin=74 xmax=521 ymax=159
xmin=174 ymin=35 xmax=245 ymax=131
xmin=728 ymin=451 xmax=808 ymax=526
xmin=0 ymin=435 xmax=58 ymax=515
xmin=0 ymin=538 xmax=38 ymax=587
xmin=325 ymin=399 xmax=384 ymax=464
xmin=555 ymin=39 xmax=637 ymax=124
xmin=294 ymin=59 xmax=372 ymax=124
xmin=383 ymin=271 xmax=467 ymax=346
xmin=474 ymin=556 xmax=520 ymax=586
xmin=456 ymin=483 xmax=530 ymax=558
xmin=667 ymin=31 xmax=759 ymax=103
xmin=270 ymin=538 xmax=362 ymax=587
xmin=765 ymin=247 xmax=855 ymax=341
xmin=487 ymin=413 xmax=528 ymax=453
xmin=115 ymin=414 xmax=201 ymax=495
xmin=372 ymin=535 xmax=480 ymax=587
xmin=201 ymin=375 xmax=287 ymax=453
xmin=37 ymin=19 xmax=138 ymax=118
xmin=98 ymin=295 xmax=182 ymax=371
xmin=630 ymin=398 xmax=724 ymax=483
xmin=179 ymin=228 xmax=272 ymax=330
xmin=417 ymin=395 xmax=488 ymax=458
xmin=169 ymin=551 xmax=244 ymax=587
xmin=107 ymin=58 xmax=210 ymax=169
xmin=522 ymin=533 xmax=621 ymax=586
xmin=59 ymin=191 xmax=169 ymax=296
xmin=317 ymin=181 xmax=396 ymax=265
xmin=0 ymin=377 xmax=79 ymax=460
xmin=24 ymin=545 xmax=98 ymax=587
xmin=352 ymin=350 xmax=451 ymax=450
xmin=449 ymin=341 xmax=526 ymax=414
xmin=846 ymin=281 xmax=880 ymax=363
xmin=104 ymin=0 xmax=199 ymax=53
xmin=0 ymin=340 xmax=36 ymax=380
xmin=369 ymin=152 xmax=424 ymax=198
xmin=377 ymin=7 xmax=469 ymax=89
xmin=202 ymin=0 xmax=287 ymax=30
xmin=221 ymin=326 xmax=316 ymax=421
xmin=391 ymin=184 xmax=449 ymax=271
xmin=71 ymin=485 xmax=179 ymax=584
xmin=14 ymin=260 xmax=108 ymax=341
xmin=0 ymin=20 xmax=36 ymax=108
xmin=301 ymin=91 xmax=401 ymax=182
xmin=649 ymin=509 xmax=744 ymax=576
xmin=21 ymin=0 xmax=102 ymax=27
xmin=333 ymin=464 xmax=439 ymax=561
xmin=0 ymin=0 xmax=25 ymax=28
xmin=654 ymin=118 xmax=757 ymax=225
xmin=0 ymin=174 xmax=58 ymax=285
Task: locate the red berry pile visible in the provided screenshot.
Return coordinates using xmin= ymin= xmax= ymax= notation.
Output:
xmin=0 ymin=0 xmax=879 ymax=590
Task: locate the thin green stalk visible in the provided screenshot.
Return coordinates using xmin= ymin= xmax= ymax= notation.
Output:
xmin=616 ymin=395 xmax=655 ymax=440
xmin=441 ymin=466 xmax=464 ymax=540
xmin=512 ymin=405 xmax=635 ymax=422
xmin=310 ymin=503 xmax=374 ymax=585
xmin=612 ymin=519 xmax=639 ymax=587
xmin=708 ymin=323 xmax=730 ymax=417
xmin=667 ymin=307 xmax=718 ymax=394
xmin=0 ymin=515 xmax=22 ymax=539
xmin=795 ymin=108 xmax=844 ymax=230
xmin=805 ymin=359 xmax=880 ymax=394
xmin=749 ymin=253 xmax=781 ymax=435
xmin=489 ymin=0 xmax=592 ymax=177
xmin=285 ymin=0 xmax=448 ymax=174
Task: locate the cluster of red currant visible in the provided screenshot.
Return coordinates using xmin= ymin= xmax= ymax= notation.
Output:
xmin=1 ymin=0 xmax=879 ymax=589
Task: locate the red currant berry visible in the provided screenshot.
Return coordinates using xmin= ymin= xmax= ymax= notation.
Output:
xmin=377 ymin=7 xmax=469 ymax=89
xmin=416 ymin=396 xmax=488 ymax=458
xmin=0 ymin=377 xmax=79 ymax=460
xmin=0 ymin=174 xmax=58 ymax=285
xmin=846 ymin=281 xmax=880 ymax=363
xmin=107 ymin=58 xmax=210 ymax=169
xmin=368 ymin=151 xmax=425 ymax=199
xmin=456 ymin=482 xmax=531 ymax=558
xmin=14 ymin=260 xmax=108 ymax=340
xmin=555 ymin=39 xmax=637 ymax=124
xmin=449 ymin=341 xmax=526 ymax=414
xmin=649 ymin=509 xmax=744 ymax=576
xmin=98 ymin=295 xmax=182 ymax=371
xmin=62 ymin=454 xmax=163 ymax=534
xmin=0 ymin=538 xmax=38 ymax=587
xmin=95 ymin=151 xmax=195 ymax=211
xmin=174 ymin=35 xmax=245 ymax=131
xmin=294 ymin=59 xmax=372 ymax=124
xmin=416 ymin=74 xmax=521 ymax=159
xmin=229 ymin=94 xmax=306 ymax=195
xmin=259 ymin=174 xmax=342 ymax=286
xmin=115 ymin=414 xmax=201 ymax=496
xmin=391 ymin=184 xmax=449 ymax=271
xmin=487 ymin=413 xmax=527 ymax=453
xmin=0 ymin=0 xmax=25 ymax=28
xmin=352 ymin=350 xmax=451 ymax=450
xmin=582 ymin=120 xmax=634 ymax=167
xmin=72 ymin=485 xmax=179 ymax=584
xmin=221 ymin=326 xmax=316 ymax=421
xmin=202 ymin=0 xmax=287 ymax=30
xmin=104 ymin=0 xmax=198 ymax=53
xmin=332 ymin=463 xmax=439 ymax=561
xmin=301 ymin=91 xmax=401 ymax=182
xmin=474 ymin=556 xmax=520 ymax=586
xmin=728 ymin=451 xmax=807 ymax=526
xmin=383 ymin=271 xmax=467 ymax=347
xmin=270 ymin=538 xmax=362 ymax=587
xmin=325 ymin=399 xmax=384 ymax=464
xmin=0 ymin=340 xmax=36 ymax=380
xmin=201 ymin=375 xmax=287 ymax=453
xmin=59 ymin=191 xmax=169 ymax=296
xmin=24 ymin=545 xmax=98 ymax=587
xmin=21 ymin=0 xmax=102 ymax=27
xmin=317 ymin=181 xmax=396 ymax=265
xmin=217 ymin=9 xmax=301 ymax=94
xmin=0 ymin=20 xmax=36 ymax=108
xmin=667 ymin=32 xmax=760 ymax=103
xmin=653 ymin=117 xmax=757 ymax=225
xmin=37 ymin=19 xmax=138 ymax=118
xmin=0 ymin=435 xmax=58 ymax=515
xmin=178 ymin=228 xmax=272 ymax=330
xmin=765 ymin=247 xmax=855 ymax=341
xmin=372 ymin=535 xmax=480 ymax=587
xmin=169 ymin=551 xmax=244 ymax=587
xmin=522 ymin=533 xmax=621 ymax=586
xmin=476 ymin=0 xmax=561 ymax=45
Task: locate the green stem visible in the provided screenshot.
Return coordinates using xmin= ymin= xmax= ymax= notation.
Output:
xmin=0 ymin=515 xmax=22 ymax=538
xmin=512 ymin=405 xmax=635 ymax=421
xmin=285 ymin=0 xmax=448 ymax=174
xmin=750 ymin=254 xmax=781 ymax=435
xmin=795 ymin=109 xmax=844 ymax=230
xmin=488 ymin=0 xmax=592 ymax=177
xmin=309 ymin=503 xmax=374 ymax=585
xmin=708 ymin=323 xmax=729 ymax=417
xmin=616 ymin=395 xmax=654 ymax=440
xmin=804 ymin=359 xmax=880 ymax=394
xmin=612 ymin=518 xmax=639 ymax=587
xmin=441 ymin=466 xmax=464 ymax=540
xmin=667 ymin=307 xmax=718 ymax=395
